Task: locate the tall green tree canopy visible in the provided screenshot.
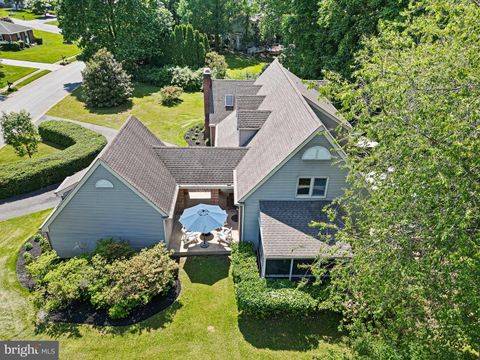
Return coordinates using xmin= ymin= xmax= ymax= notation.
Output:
xmin=316 ymin=1 xmax=480 ymax=357
xmin=57 ymin=0 xmax=173 ymax=67
xmin=177 ymin=0 xmax=236 ymax=48
xmin=258 ymin=0 xmax=407 ymax=78
xmin=0 ymin=110 xmax=39 ymax=159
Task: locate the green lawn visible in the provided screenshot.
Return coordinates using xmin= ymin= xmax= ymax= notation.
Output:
xmin=0 ymin=64 xmax=36 ymax=88
xmin=46 ymin=20 xmax=59 ymax=26
xmin=0 ymin=141 xmax=63 ymax=165
xmin=15 ymin=69 xmax=51 ymax=89
xmin=0 ymin=211 xmax=350 ymax=359
xmin=0 ymin=30 xmax=80 ymax=63
xmin=225 ymin=53 xmax=269 ymax=79
xmin=0 ymin=8 xmax=43 ymax=20
xmin=48 ymin=84 xmax=204 ymax=146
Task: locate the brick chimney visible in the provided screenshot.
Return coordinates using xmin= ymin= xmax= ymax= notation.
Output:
xmin=203 ymin=68 xmax=212 ymax=144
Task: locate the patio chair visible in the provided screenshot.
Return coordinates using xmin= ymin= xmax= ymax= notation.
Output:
xmin=183 ymin=231 xmax=200 ymax=246
xmin=217 ymin=227 xmax=233 ymax=245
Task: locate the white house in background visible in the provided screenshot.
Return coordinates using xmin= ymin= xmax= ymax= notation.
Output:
xmin=40 ymin=59 xmax=352 ymax=279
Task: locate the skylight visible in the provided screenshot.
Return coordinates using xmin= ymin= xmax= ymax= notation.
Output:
xmin=225 ymin=94 xmax=234 ymax=107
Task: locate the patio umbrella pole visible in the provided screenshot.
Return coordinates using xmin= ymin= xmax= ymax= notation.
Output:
xmin=200 ymin=233 xmax=209 ymax=248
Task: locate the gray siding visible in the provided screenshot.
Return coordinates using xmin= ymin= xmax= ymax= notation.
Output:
xmin=241 ymin=134 xmax=348 ymax=245
xmin=48 ymin=164 xmax=166 ymax=258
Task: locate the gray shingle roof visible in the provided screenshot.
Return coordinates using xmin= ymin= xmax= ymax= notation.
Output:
xmin=215 ymin=111 xmax=239 ymax=147
xmin=99 ymin=116 xmax=177 ymax=215
xmin=154 ymin=146 xmax=248 ymax=185
xmin=259 ymin=201 xmax=351 ymax=258
xmin=237 ymin=110 xmax=271 ymax=129
xmin=210 ymin=80 xmax=261 ymax=125
xmin=0 ymin=20 xmax=32 ymax=34
xmin=236 ymin=95 xmax=266 ymax=110
xmin=235 ymin=59 xmax=329 ymax=201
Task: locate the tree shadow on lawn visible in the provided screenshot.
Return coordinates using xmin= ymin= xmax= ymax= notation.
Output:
xmin=183 ymin=256 xmax=229 ymax=285
xmin=71 ymin=83 xmax=158 ymax=115
xmin=35 ymin=321 xmax=82 ymax=339
xmin=238 ymin=311 xmax=346 ymax=351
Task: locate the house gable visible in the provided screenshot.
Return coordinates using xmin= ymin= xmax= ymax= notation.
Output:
xmin=43 ymin=162 xmax=167 ymax=258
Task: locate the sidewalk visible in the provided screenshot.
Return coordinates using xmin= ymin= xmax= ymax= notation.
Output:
xmin=0 ymin=58 xmax=62 ymax=71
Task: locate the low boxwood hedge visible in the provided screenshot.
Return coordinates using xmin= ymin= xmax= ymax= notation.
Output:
xmin=0 ymin=121 xmax=107 ymax=199
xmin=231 ymin=242 xmax=320 ymax=318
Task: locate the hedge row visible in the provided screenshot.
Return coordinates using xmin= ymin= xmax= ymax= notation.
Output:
xmin=231 ymin=242 xmax=320 ymax=318
xmin=0 ymin=121 xmax=107 ymax=199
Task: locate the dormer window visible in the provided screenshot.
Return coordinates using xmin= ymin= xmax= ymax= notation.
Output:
xmin=225 ymin=94 xmax=234 ymax=108
xmin=301 ymin=146 xmax=331 ymax=160
xmin=95 ymin=179 xmax=114 ymax=189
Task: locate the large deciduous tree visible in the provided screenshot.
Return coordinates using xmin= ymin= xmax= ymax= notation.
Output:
xmin=0 ymin=110 xmax=39 ymax=158
xmin=82 ymin=49 xmax=133 ymax=108
xmin=57 ymin=0 xmax=173 ymax=67
xmin=314 ymin=1 xmax=480 ymax=358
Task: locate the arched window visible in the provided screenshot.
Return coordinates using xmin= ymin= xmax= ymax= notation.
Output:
xmin=95 ymin=179 xmax=114 ymax=189
xmin=301 ymin=146 xmax=331 ymax=160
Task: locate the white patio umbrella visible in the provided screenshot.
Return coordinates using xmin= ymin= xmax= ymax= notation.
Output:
xmin=179 ymin=204 xmax=228 ymax=248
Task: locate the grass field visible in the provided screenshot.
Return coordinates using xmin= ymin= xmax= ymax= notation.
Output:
xmin=0 ymin=30 xmax=80 ymax=63
xmin=225 ymin=53 xmax=269 ymax=79
xmin=0 ymin=64 xmax=36 ymax=88
xmin=0 ymin=210 xmax=350 ymax=359
xmin=45 ymin=20 xmax=59 ymax=26
xmin=0 ymin=8 xmax=43 ymax=20
xmin=48 ymin=84 xmax=204 ymax=146
xmin=0 ymin=141 xmax=63 ymax=165
xmin=14 ymin=69 xmax=51 ymax=89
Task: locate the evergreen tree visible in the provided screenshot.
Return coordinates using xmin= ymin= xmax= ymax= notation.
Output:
xmin=184 ymin=25 xmax=195 ymax=67
xmin=82 ymin=49 xmax=133 ymax=108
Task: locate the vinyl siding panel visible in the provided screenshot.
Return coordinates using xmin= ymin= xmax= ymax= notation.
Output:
xmin=242 ymin=134 xmax=348 ymax=245
xmin=48 ymin=164 xmax=166 ymax=258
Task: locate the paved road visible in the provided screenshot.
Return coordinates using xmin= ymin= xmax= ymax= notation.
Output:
xmin=0 ymin=184 xmax=59 ymax=222
xmin=12 ymin=18 xmax=61 ymax=34
xmin=0 ymin=58 xmax=62 ymax=71
xmin=0 ymin=61 xmax=84 ymax=147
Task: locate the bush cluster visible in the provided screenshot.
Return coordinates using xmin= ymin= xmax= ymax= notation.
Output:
xmin=26 ymin=241 xmax=178 ymax=319
xmin=160 ymin=86 xmax=183 ymax=106
xmin=0 ymin=121 xmax=107 ymax=199
xmin=0 ymin=41 xmax=24 ymax=51
xmin=136 ymin=65 xmax=202 ymax=92
xmin=231 ymin=242 xmax=319 ymax=318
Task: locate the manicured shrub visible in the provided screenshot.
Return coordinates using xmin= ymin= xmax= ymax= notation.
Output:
xmin=35 ymin=38 xmax=43 ymax=45
xmin=23 ymin=252 xmax=34 ymax=265
xmin=26 ymin=250 xmax=59 ymax=285
xmin=92 ymin=238 xmax=134 ymax=262
xmin=170 ymin=66 xmax=202 ymax=92
xmin=89 ymin=243 xmax=178 ymax=319
xmin=24 ymin=242 xmax=33 ymax=251
xmin=231 ymin=242 xmax=318 ymax=318
xmin=33 ymin=257 xmax=92 ymax=312
xmin=160 ymin=85 xmax=183 ymax=106
xmin=0 ymin=121 xmax=107 ymax=199
xmin=135 ymin=66 xmax=172 ymax=87
xmin=33 ymin=234 xmax=43 ymax=243
xmin=205 ymin=51 xmax=228 ymax=79
xmin=82 ymin=48 xmax=133 ymax=108
xmin=0 ymin=41 xmax=22 ymax=51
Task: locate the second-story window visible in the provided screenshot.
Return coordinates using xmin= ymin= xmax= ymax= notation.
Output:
xmin=296 ymin=177 xmax=328 ymax=198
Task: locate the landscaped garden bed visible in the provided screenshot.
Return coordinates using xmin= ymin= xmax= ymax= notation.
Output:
xmin=17 ymin=237 xmax=180 ymax=326
xmin=185 ymin=124 xmax=207 ymax=146
xmin=0 ymin=120 xmax=106 ymax=199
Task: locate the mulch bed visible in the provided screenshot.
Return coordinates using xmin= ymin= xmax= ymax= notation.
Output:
xmin=17 ymin=235 xmax=43 ymax=290
xmin=45 ymin=278 xmax=181 ymax=327
xmin=16 ymin=238 xmax=181 ymax=327
xmin=184 ymin=124 xmax=207 ymax=146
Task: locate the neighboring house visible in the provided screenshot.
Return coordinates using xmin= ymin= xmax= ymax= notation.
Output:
xmin=41 ymin=59 xmax=352 ymax=279
xmin=0 ymin=20 xmax=34 ymax=45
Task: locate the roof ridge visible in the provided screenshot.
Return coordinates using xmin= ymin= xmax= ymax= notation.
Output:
xmin=153 ymin=146 xmax=248 ymax=150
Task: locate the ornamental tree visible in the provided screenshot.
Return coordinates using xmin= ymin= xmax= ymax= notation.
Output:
xmin=0 ymin=110 xmax=39 ymax=158
xmin=82 ymin=49 xmax=133 ymax=108
xmin=314 ymin=0 xmax=480 ymax=358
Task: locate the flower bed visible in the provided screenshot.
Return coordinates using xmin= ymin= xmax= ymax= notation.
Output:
xmin=184 ymin=124 xmax=207 ymax=146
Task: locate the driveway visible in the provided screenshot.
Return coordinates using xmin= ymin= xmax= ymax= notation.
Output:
xmin=0 ymin=59 xmax=62 ymax=71
xmin=11 ymin=18 xmax=61 ymax=34
xmin=0 ymin=61 xmax=84 ymax=148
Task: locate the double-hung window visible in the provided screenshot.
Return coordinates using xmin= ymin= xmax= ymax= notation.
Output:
xmin=296 ymin=177 xmax=328 ymax=198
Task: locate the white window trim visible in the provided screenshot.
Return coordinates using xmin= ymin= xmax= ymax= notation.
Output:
xmin=264 ymin=258 xmax=316 ymax=279
xmin=295 ymin=176 xmax=329 ymax=199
